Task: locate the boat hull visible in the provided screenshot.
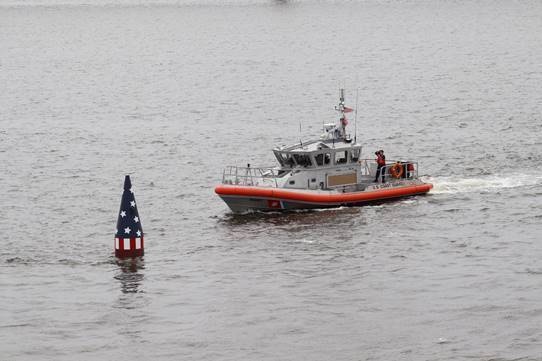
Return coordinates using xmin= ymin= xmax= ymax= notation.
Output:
xmin=215 ymin=181 xmax=433 ymax=213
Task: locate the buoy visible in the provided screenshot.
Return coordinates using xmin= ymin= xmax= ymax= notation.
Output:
xmin=114 ymin=175 xmax=144 ymax=258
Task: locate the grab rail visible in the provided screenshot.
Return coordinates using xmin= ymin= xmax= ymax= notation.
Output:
xmin=222 ymin=160 xmax=421 ymax=188
xmin=368 ymin=160 xmax=419 ymax=183
xmin=222 ymin=166 xmax=282 ymax=187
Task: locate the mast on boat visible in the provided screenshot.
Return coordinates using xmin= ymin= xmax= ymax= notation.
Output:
xmin=322 ymin=88 xmax=353 ymax=141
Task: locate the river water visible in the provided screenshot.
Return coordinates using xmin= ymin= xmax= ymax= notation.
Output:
xmin=1 ymin=0 xmax=542 ymax=360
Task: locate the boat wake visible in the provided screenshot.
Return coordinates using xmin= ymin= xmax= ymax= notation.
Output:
xmin=426 ymin=173 xmax=542 ymax=195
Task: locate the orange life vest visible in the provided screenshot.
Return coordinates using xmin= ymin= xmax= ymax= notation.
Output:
xmin=376 ymin=154 xmax=386 ymax=166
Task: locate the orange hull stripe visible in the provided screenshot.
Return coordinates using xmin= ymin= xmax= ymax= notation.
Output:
xmin=215 ymin=183 xmax=433 ymax=204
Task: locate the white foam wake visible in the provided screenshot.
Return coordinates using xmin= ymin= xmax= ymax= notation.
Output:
xmin=425 ymin=173 xmax=542 ymax=194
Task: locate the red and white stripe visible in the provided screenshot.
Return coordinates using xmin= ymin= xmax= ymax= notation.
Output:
xmin=115 ymin=237 xmax=144 ymax=257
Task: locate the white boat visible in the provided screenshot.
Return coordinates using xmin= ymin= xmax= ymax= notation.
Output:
xmin=215 ymin=89 xmax=432 ymax=213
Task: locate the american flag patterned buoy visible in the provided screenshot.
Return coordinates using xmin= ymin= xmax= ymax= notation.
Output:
xmin=115 ymin=175 xmax=144 ymax=258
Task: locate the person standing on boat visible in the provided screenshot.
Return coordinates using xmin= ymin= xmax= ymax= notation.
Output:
xmin=375 ymin=150 xmax=386 ymax=182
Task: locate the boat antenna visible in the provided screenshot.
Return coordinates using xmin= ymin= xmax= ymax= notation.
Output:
xmin=337 ymin=88 xmax=346 ymax=139
xmin=354 ymin=88 xmax=359 ymax=143
xmin=299 ymin=120 xmax=302 ymax=146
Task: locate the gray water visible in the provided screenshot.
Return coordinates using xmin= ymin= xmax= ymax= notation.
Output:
xmin=1 ymin=1 xmax=542 ymax=360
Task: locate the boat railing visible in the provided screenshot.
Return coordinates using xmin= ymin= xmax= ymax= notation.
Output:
xmin=222 ymin=166 xmax=282 ymax=187
xmin=359 ymin=159 xmax=419 ymax=181
xmin=378 ymin=160 xmax=418 ymax=182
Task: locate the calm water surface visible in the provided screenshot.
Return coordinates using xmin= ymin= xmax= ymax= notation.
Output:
xmin=1 ymin=1 xmax=542 ymax=360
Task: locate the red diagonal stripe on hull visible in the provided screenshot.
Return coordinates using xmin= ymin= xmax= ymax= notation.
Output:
xmin=267 ymin=200 xmax=282 ymax=209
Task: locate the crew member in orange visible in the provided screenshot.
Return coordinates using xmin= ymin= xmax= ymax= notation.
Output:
xmin=374 ymin=150 xmax=386 ymax=182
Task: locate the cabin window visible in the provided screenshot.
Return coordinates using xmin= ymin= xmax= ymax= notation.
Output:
xmin=293 ymin=154 xmax=312 ymax=167
xmin=314 ymin=153 xmax=331 ymax=166
xmin=289 ymin=180 xmax=295 ymax=185
xmin=311 ymin=178 xmax=316 ymax=182
xmin=281 ymin=153 xmax=295 ymax=167
xmin=335 ymin=151 xmax=348 ymax=164
xmin=351 ymin=149 xmax=360 ymax=162
xmin=275 ymin=152 xmax=286 ymax=166
xmin=315 ymin=153 xmax=324 ymax=166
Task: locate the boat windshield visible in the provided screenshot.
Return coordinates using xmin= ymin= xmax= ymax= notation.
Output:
xmin=293 ymin=154 xmax=313 ymax=167
xmin=275 ymin=152 xmax=294 ymax=167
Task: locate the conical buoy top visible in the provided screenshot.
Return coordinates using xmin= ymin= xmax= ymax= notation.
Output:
xmin=114 ymin=175 xmax=144 ymax=258
xmin=123 ymin=175 xmax=132 ymax=191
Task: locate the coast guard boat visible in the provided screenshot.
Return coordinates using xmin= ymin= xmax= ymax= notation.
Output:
xmin=215 ymin=89 xmax=432 ymax=213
